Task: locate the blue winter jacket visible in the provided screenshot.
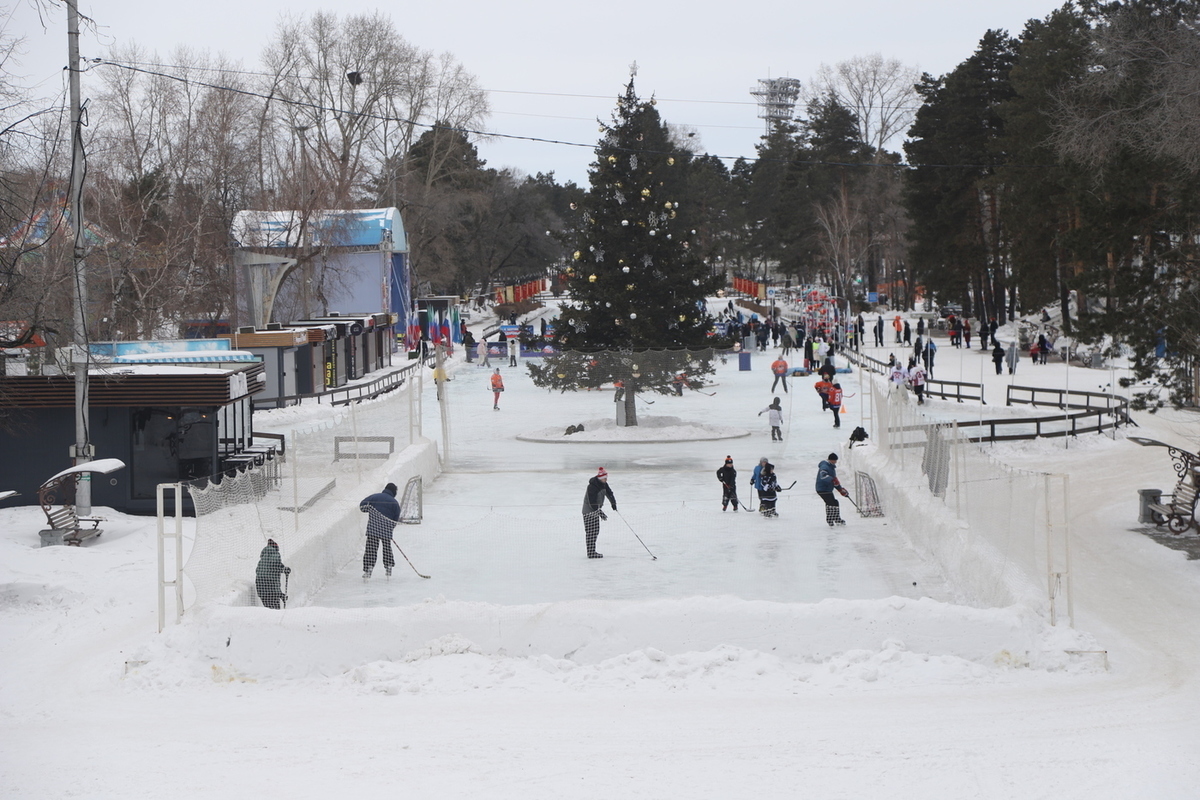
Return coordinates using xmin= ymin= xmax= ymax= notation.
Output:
xmin=815 ymin=460 xmax=839 ymax=493
xmin=360 ymin=489 xmax=400 ymax=538
xmin=751 ymin=463 xmax=769 ymax=490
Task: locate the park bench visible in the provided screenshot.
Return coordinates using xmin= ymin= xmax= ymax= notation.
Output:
xmin=37 ymin=458 xmax=126 ymax=547
xmin=1131 ymin=438 xmax=1199 ymax=534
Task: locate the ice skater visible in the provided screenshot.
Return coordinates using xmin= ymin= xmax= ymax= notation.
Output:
xmin=254 ymin=539 xmax=290 ymax=609
xmin=770 ymin=356 xmax=789 ymax=393
xmin=717 ymin=456 xmax=740 ymax=511
xmin=758 ymin=462 xmax=780 ymax=517
xmin=582 ymin=467 xmax=617 ymax=558
xmin=360 ymin=482 xmax=400 ymax=578
xmin=815 ymin=453 xmax=849 ymax=526
xmin=759 ymin=397 xmax=784 ymax=441
xmin=490 ymin=368 xmax=505 ymax=410
xmin=508 ymin=335 xmax=518 ymax=367
xmin=828 ymin=383 xmax=844 ymax=427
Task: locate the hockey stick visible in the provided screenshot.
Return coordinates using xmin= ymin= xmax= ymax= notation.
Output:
xmin=690 ymin=387 xmax=717 ymax=396
xmin=394 ymin=541 xmax=431 ymax=579
xmin=282 ymin=570 xmax=289 ymax=609
xmin=614 ymin=510 xmax=657 ymax=560
xmin=778 ymin=481 xmax=797 ymax=491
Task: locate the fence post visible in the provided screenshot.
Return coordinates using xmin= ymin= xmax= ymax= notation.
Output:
xmin=156 ymin=482 xmax=184 ymax=632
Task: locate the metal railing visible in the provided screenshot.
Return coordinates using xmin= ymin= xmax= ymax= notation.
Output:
xmin=253 ymin=359 xmax=425 ymax=410
xmin=843 ymin=348 xmax=986 ymax=404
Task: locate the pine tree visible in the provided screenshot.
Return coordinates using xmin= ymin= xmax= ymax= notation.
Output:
xmin=528 ymin=74 xmax=724 ymax=425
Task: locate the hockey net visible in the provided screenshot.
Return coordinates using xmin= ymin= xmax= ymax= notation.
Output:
xmin=846 ymin=379 xmax=1072 ymax=617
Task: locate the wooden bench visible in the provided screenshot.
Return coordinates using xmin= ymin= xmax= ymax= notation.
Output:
xmin=40 ymin=505 xmax=105 ymax=547
xmin=1147 ymin=479 xmax=1198 ymax=534
xmin=37 ymin=458 xmax=126 ymax=547
xmin=1131 ymin=438 xmax=1199 ymax=534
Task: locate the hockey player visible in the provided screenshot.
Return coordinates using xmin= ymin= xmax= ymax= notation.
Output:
xmin=770 ymin=356 xmax=789 ymax=393
xmin=814 ymin=376 xmax=833 ymax=411
xmin=758 ymin=462 xmax=780 ymax=517
xmin=717 ymin=456 xmax=740 ymax=511
xmin=360 ymin=482 xmax=400 ymax=578
xmin=759 ymin=397 xmax=784 ymax=441
xmin=908 ymin=360 xmax=928 ymax=404
xmin=827 ymin=383 xmax=844 ymax=428
xmin=490 ymin=368 xmax=505 ymax=410
xmin=254 ymin=539 xmax=290 ymax=609
xmin=582 ymin=467 xmax=617 ymax=558
xmin=815 ymin=453 xmax=850 ymax=526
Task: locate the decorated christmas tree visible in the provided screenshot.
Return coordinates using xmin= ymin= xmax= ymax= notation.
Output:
xmin=528 ymin=71 xmax=724 ymax=426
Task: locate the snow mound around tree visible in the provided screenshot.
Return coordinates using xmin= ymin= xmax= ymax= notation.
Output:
xmin=517 ymin=415 xmax=750 ymax=443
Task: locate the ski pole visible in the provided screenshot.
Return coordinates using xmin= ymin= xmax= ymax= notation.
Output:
xmin=614 ymin=510 xmax=657 ymax=560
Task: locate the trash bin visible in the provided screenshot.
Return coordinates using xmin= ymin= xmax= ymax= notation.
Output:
xmin=1138 ymin=488 xmax=1163 ymax=524
xmin=739 ymin=351 xmax=752 ymax=371
xmin=742 ymin=335 xmax=755 ymax=353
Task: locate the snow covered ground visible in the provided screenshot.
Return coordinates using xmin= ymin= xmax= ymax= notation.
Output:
xmin=2 ymin=307 xmax=1200 ymax=798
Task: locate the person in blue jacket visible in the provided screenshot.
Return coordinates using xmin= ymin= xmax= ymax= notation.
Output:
xmin=815 ymin=453 xmax=850 ymax=526
xmin=360 ymin=482 xmax=400 ymax=579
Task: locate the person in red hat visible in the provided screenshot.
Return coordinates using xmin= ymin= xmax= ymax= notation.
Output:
xmin=581 ymin=467 xmax=617 ymax=558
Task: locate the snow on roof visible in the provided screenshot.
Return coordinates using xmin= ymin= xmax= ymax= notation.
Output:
xmin=92 ymin=364 xmax=248 ymax=377
xmin=41 ymin=458 xmax=126 ymax=485
xmin=110 ymin=350 xmax=258 ymax=364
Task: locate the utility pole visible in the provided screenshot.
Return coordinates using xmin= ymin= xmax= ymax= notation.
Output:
xmin=67 ymin=0 xmax=93 ymax=513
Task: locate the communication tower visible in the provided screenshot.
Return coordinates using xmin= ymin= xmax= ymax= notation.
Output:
xmin=750 ymin=77 xmax=802 ymax=135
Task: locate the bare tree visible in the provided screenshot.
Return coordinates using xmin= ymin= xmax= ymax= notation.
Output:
xmin=0 ymin=6 xmax=73 ymax=354
xmin=89 ymin=46 xmax=259 ymax=337
xmin=1053 ymin=9 xmax=1200 ymax=173
xmin=809 ymin=54 xmax=921 ymax=157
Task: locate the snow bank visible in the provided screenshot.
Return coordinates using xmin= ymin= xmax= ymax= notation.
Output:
xmin=121 ymin=595 xmax=1102 ymax=692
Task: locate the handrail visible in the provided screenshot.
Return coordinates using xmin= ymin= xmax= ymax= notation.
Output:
xmin=1007 ymin=384 xmax=1129 ymax=413
xmin=253 ymin=358 xmax=426 ymax=410
xmin=891 ymin=403 xmax=1130 ymax=444
xmin=842 ymin=348 xmax=986 ymax=404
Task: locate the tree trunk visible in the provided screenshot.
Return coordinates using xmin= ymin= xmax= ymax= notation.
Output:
xmin=623 ymin=378 xmax=638 ymax=427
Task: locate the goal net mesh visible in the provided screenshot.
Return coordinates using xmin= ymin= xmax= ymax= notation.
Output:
xmin=848 ymin=379 xmax=1070 ymax=613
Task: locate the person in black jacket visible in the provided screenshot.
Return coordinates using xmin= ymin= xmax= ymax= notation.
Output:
xmin=758 ymin=463 xmax=780 ymax=517
xmin=716 ymin=456 xmax=740 ymax=511
xmin=255 ymin=539 xmax=290 ymax=609
xmin=360 ymin=482 xmax=400 ymax=579
xmin=582 ymin=467 xmax=617 ymax=558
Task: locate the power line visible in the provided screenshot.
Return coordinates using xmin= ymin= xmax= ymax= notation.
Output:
xmin=88 ymin=60 xmax=1048 ymax=171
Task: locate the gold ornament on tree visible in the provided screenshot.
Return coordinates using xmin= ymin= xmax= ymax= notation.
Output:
xmin=588 ymin=274 xmax=597 ymax=283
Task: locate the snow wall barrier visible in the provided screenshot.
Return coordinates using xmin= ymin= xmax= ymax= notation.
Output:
xmin=184 ymin=376 xmax=441 ymax=611
xmin=844 ymin=377 xmax=1071 ymax=617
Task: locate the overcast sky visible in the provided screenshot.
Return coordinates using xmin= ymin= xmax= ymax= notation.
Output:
xmin=9 ymin=0 xmax=1063 ymax=186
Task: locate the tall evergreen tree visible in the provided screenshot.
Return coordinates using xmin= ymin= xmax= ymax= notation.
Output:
xmin=529 ymin=75 xmax=723 ymax=425
xmin=904 ymin=30 xmax=1018 ymax=319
